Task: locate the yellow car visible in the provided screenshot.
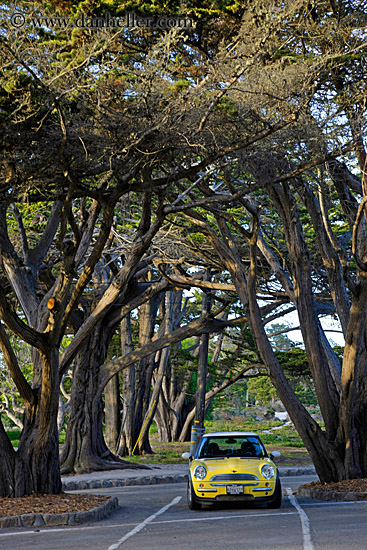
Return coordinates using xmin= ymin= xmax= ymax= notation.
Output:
xmin=182 ymin=431 xmax=282 ymax=510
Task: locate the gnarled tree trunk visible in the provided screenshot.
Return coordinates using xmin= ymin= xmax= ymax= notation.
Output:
xmin=60 ymin=323 xmax=128 ymax=474
xmin=0 ymin=347 xmax=61 ymax=496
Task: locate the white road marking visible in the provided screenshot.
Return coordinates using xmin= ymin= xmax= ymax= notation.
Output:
xmin=286 ymin=487 xmax=314 ymax=550
xmin=0 ymin=511 xmax=296 ymax=539
xmin=302 ymin=500 xmax=367 ymax=507
xmin=152 ymin=510 xmax=297 ymax=523
xmin=107 ymin=496 xmax=182 ymax=549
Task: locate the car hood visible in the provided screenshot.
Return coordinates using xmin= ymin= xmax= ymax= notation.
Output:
xmin=191 ymin=457 xmax=276 ymax=478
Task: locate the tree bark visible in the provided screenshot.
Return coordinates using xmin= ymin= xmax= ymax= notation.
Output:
xmin=134 ymin=291 xmax=175 ymax=452
xmin=152 ymin=289 xmax=193 ymax=442
xmin=60 ymin=324 xmax=130 ymax=474
xmin=116 ymin=315 xmax=137 ymax=456
xmin=155 ymin=371 xmax=192 ymax=442
xmin=0 ymin=418 xmax=29 ymax=497
xmin=116 ymin=297 xmax=161 ymax=456
xmin=16 ymin=348 xmax=61 ymax=495
xmin=104 ymin=374 xmax=121 ymax=451
xmin=338 ymin=274 xmax=367 ymax=479
xmin=193 ymin=276 xmax=211 ymax=451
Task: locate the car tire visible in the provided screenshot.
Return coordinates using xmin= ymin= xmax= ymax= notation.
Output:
xmin=266 ymin=477 xmax=282 ymax=509
xmin=187 ymin=479 xmax=202 ymax=510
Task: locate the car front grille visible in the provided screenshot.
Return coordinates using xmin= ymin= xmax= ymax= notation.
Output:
xmin=216 ymin=494 xmax=255 ymax=501
xmin=210 ymin=474 xmax=258 ymax=481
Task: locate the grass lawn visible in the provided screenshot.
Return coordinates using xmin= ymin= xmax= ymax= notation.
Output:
xmin=127 ymin=419 xmax=313 ymax=467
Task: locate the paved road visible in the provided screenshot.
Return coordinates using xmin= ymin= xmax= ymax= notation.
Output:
xmin=1 ymin=476 xmax=367 ymax=550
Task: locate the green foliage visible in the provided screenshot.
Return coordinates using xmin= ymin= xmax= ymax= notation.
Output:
xmin=0 ymin=334 xmax=32 ymax=427
xmin=206 ymin=418 xmax=304 ymax=447
xmin=275 ymin=348 xmax=310 ymax=375
xmin=205 ymin=417 xmax=283 ymax=432
xmin=168 ymin=79 xmax=191 ymax=94
xmin=21 ymin=0 xmax=245 ymax=22
xmin=244 ymin=346 xmax=318 ymax=408
xmin=215 ymin=96 xmax=239 ymax=117
xmin=5 ymin=428 xmax=66 ymax=449
xmin=276 ymin=348 xmax=319 ymax=407
xmin=247 ymin=376 xmax=277 ymax=407
xmin=77 ymin=0 xmax=245 ymax=17
xmin=4 ymin=429 xmax=20 ymax=447
xmin=260 ymin=431 xmax=304 ymax=448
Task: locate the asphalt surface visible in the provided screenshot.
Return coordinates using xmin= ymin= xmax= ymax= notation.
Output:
xmin=2 ymin=474 xmax=367 ymax=550
xmin=0 ymin=464 xmax=316 ymax=529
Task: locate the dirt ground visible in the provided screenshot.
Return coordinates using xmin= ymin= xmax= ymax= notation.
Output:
xmin=0 ymin=493 xmax=109 ymax=518
xmin=300 ymin=478 xmax=367 ymax=494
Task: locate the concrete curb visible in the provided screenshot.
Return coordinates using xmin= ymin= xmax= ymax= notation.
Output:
xmin=61 ymin=467 xmax=316 ymax=492
xmin=297 ymin=486 xmax=367 ymax=502
xmin=279 ymin=467 xmax=316 ymax=477
xmin=62 ymin=473 xmax=189 ymax=492
xmin=0 ymin=496 xmax=119 ymax=529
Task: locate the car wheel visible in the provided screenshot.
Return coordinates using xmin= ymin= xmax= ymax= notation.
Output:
xmin=187 ymin=479 xmax=201 ymax=510
xmin=266 ymin=477 xmax=282 ymax=509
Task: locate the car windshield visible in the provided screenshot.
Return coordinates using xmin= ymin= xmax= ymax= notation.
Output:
xmin=197 ymin=435 xmax=266 ymax=459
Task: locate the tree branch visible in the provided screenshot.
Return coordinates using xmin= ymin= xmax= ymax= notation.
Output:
xmin=98 ymin=314 xmax=247 ymax=394
xmin=0 ymin=323 xmax=34 ymax=406
xmin=0 ymin=290 xmax=48 ymax=354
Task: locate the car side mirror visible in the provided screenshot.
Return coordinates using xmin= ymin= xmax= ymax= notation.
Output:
xmin=270 ymin=451 xmax=281 ymax=459
xmin=182 ymin=452 xmax=192 ymax=460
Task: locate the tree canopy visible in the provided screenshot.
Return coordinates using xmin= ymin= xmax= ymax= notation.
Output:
xmin=0 ymin=0 xmax=367 ymax=496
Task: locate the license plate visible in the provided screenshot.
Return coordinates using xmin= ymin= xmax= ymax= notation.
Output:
xmin=226 ymin=485 xmax=244 ymax=495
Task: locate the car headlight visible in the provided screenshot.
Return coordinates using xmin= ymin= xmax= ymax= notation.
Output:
xmin=193 ymin=465 xmax=207 ymax=480
xmin=261 ymin=464 xmax=275 ymax=479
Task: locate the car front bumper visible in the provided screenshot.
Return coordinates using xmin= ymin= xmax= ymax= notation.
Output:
xmin=192 ymin=479 xmax=276 ymax=503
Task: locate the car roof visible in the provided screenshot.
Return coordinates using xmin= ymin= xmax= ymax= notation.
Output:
xmin=202 ymin=432 xmax=259 ymax=437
